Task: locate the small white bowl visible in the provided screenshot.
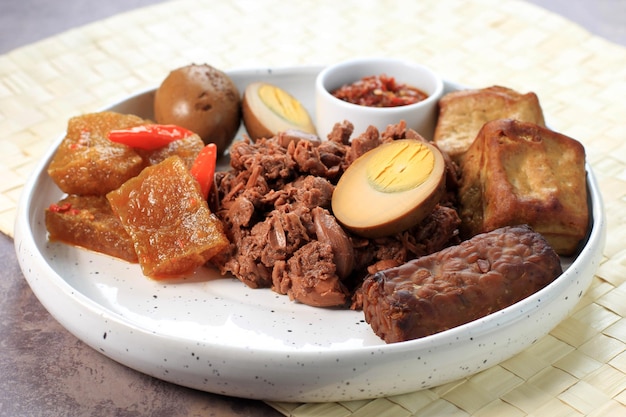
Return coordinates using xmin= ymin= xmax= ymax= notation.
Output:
xmin=315 ymin=57 xmax=444 ymax=140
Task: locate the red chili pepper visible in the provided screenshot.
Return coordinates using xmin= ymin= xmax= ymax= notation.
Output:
xmin=48 ymin=202 xmax=72 ymax=213
xmin=48 ymin=203 xmax=80 ymax=215
xmin=190 ymin=143 xmax=218 ymax=200
xmin=108 ymin=124 xmax=194 ymax=150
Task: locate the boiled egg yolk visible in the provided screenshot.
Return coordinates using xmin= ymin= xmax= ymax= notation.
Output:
xmin=242 ymin=82 xmax=316 ymax=141
xmin=258 ymin=84 xmax=312 ymax=128
xmin=332 ymin=139 xmax=446 ymax=238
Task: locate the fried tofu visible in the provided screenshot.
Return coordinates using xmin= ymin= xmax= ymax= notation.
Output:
xmin=107 ymin=156 xmax=229 ymax=279
xmin=45 ymin=195 xmax=138 ymax=263
xmin=434 ymin=86 xmax=546 ymax=163
xmin=458 ymin=118 xmax=588 ymax=256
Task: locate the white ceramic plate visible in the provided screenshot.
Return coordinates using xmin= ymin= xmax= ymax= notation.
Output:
xmin=14 ymin=66 xmax=606 ymax=402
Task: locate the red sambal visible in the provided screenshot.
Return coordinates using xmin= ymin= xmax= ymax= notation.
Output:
xmin=331 ymin=74 xmax=429 ymax=107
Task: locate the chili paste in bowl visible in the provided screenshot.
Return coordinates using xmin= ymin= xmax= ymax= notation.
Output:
xmin=315 ymin=57 xmax=443 ymax=140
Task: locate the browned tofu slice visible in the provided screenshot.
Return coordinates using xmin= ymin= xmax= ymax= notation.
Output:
xmin=434 ymin=86 xmax=546 ymax=163
xmin=459 ymin=119 xmax=588 ymax=255
xmin=45 ymin=195 xmax=138 ymax=263
xmin=107 ymin=156 xmax=229 ymax=279
xmin=47 ymin=112 xmax=147 ymax=196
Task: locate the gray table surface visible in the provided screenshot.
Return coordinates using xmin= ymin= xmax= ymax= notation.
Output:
xmin=0 ymin=231 xmax=282 ymax=416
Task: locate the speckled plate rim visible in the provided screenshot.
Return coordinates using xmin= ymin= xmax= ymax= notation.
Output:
xmin=13 ymin=65 xmax=606 ymax=402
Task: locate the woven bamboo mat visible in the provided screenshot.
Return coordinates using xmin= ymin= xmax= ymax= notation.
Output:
xmin=2 ymin=0 xmax=626 ymax=415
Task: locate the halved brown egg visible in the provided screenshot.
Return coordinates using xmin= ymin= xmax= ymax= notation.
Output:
xmin=242 ymin=82 xmax=316 ymax=141
xmin=332 ymin=139 xmax=446 ymax=238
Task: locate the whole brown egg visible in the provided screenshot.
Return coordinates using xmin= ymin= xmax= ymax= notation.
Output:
xmin=154 ymin=64 xmax=241 ymax=156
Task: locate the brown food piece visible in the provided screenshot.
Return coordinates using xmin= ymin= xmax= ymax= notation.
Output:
xmin=311 ymin=206 xmax=354 ymax=280
xmin=154 ymin=64 xmax=241 ymax=156
xmin=276 ymin=240 xmax=351 ymax=308
xmin=107 ymin=156 xmax=229 ymax=279
xmin=433 ymin=85 xmax=545 ymax=163
xmin=47 ymin=112 xmax=147 ymax=195
xmin=270 ymin=207 xmax=353 ymax=307
xmin=45 ymin=195 xmax=137 ymax=263
xmin=362 ymin=225 xmax=563 ymax=343
xmin=459 ymin=118 xmax=588 ymax=256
